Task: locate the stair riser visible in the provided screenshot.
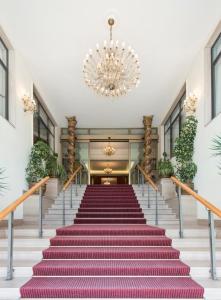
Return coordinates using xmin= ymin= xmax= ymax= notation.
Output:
xmin=74 ymin=219 xmax=147 ymax=224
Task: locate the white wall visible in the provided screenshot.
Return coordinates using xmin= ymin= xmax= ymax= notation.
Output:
xmin=0 ymin=51 xmax=33 ymax=219
xmin=160 ymin=24 xmax=221 ymax=220
xmin=0 ymin=48 xmax=60 ymax=220
xmin=186 ymin=48 xmax=221 ymax=220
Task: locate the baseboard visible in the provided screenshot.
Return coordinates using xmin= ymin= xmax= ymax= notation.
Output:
xmin=197 ymin=219 xmax=221 ymax=227
xmin=0 ymin=219 xmax=24 ymax=227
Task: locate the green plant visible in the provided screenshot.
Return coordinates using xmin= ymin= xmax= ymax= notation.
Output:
xmin=211 ymin=135 xmax=221 ymax=172
xmin=176 ymin=161 xmax=197 ymax=183
xmin=158 ymin=152 xmax=174 ymax=178
xmin=26 ymin=141 xmax=51 ymax=184
xmin=26 ymin=141 xmax=67 ymax=184
xmin=174 ymin=116 xmax=198 ymax=183
xmin=47 ymin=153 xmax=67 ymax=182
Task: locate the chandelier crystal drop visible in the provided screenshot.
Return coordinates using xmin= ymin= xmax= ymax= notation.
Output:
xmin=83 ymin=18 xmax=140 ymax=97
xmin=104 ymin=137 xmax=116 ymax=156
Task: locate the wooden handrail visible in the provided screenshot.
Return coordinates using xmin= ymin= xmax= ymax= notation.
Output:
xmin=137 ymin=165 xmax=158 ymax=191
xmin=62 ymin=165 xmax=82 ymax=191
xmin=0 ymin=176 xmax=50 ymax=221
xmin=171 ymin=176 xmax=221 ymax=218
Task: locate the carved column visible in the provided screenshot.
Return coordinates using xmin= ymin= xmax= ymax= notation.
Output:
xmin=143 ymin=115 xmax=153 ymax=175
xmin=66 ymin=116 xmax=77 ymax=177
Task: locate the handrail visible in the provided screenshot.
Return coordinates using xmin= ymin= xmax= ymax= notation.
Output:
xmin=0 ymin=176 xmax=50 ymax=221
xmin=137 ymin=165 xmax=158 ymax=191
xmin=171 ymin=176 xmax=221 ymax=218
xmin=62 ymin=165 xmax=82 ymax=191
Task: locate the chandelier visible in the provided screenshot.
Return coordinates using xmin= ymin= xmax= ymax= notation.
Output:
xmin=83 ymin=18 xmax=140 ymax=97
xmin=104 ymin=137 xmax=116 ymax=156
xmin=104 ymin=165 xmax=113 ymax=174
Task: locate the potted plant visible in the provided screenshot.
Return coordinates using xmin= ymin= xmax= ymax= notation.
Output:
xmin=45 ymin=152 xmax=67 ymax=197
xmin=158 ymin=152 xmax=174 ymax=178
xmin=158 ymin=153 xmax=175 ymax=199
xmin=26 ymin=141 xmax=52 ymax=193
xmin=26 ymin=141 xmax=67 ymax=194
xmin=173 ymin=93 xmax=198 ymax=193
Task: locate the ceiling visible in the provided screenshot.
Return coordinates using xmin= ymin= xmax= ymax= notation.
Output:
xmin=1 ymin=0 xmax=221 ymax=127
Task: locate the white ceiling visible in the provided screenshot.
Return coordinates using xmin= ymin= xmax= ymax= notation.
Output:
xmin=0 ymin=0 xmax=221 ymax=127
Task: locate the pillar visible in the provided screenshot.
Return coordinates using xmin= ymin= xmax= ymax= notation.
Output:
xmin=143 ymin=115 xmax=153 ymax=175
xmin=66 ymin=116 xmax=77 ymax=177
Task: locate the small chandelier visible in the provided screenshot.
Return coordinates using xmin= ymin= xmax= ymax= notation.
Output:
xmin=22 ymin=95 xmax=37 ymax=112
xmin=104 ymin=165 xmax=113 ymax=174
xmin=83 ymin=18 xmax=140 ymax=97
xmin=104 ymin=137 xmax=116 ymax=156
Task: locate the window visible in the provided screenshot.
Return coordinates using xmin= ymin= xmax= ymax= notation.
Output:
xmin=33 ymin=92 xmax=55 ymax=150
xmin=0 ymin=37 xmax=8 ymax=119
xmin=164 ymin=92 xmax=186 ymax=158
xmin=211 ymin=33 xmax=221 ymax=119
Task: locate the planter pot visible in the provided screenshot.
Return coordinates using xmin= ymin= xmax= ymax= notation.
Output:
xmin=29 ymin=182 xmax=46 ymax=195
xmin=181 ymin=181 xmax=194 ymax=195
xmin=45 ymin=178 xmax=61 ymax=198
xmin=160 ymin=178 xmax=176 ymax=200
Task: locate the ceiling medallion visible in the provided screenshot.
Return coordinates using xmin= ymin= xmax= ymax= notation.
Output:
xmin=83 ymin=18 xmax=140 ymax=97
xmin=104 ymin=137 xmax=116 ymax=156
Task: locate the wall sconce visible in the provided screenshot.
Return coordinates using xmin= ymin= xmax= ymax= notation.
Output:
xmin=183 ymin=93 xmax=198 ymax=117
xmin=22 ymin=95 xmax=37 ymax=112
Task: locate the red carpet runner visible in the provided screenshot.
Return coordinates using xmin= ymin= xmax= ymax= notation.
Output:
xmin=20 ymin=185 xmax=204 ymax=299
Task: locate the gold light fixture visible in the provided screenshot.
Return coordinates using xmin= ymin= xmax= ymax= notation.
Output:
xmin=83 ymin=18 xmax=140 ymax=97
xmin=104 ymin=137 xmax=116 ymax=156
xmin=22 ymin=95 xmax=37 ymax=112
xmin=104 ymin=164 xmax=113 ymax=174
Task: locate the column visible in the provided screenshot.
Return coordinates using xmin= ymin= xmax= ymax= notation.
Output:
xmin=66 ymin=116 xmax=77 ymax=177
xmin=143 ymin=115 xmax=153 ymax=175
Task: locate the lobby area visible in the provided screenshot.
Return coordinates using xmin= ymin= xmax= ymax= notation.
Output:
xmin=0 ymin=1 xmax=221 ymax=299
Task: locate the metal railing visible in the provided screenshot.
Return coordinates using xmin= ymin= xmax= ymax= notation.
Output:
xmin=61 ymin=166 xmax=82 ymax=226
xmin=0 ymin=176 xmax=50 ymax=280
xmin=171 ymin=176 xmax=221 ymax=280
xmin=136 ymin=165 xmax=159 ymax=225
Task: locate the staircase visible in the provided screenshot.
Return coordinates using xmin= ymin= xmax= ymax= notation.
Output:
xmin=43 ymin=185 xmax=87 ymax=226
xmin=19 ymin=184 xmax=204 ymax=299
xmin=133 ymin=184 xmax=179 ymax=225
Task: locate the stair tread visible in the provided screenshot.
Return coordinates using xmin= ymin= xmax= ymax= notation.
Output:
xmin=56 ymin=224 xmax=165 ymax=236
xmin=20 ymin=277 xmax=204 ymax=298
xmin=50 ymin=236 xmax=172 ymax=246
xmin=33 ymin=259 xmax=190 ymax=276
xmin=43 ymin=246 xmax=180 ymax=259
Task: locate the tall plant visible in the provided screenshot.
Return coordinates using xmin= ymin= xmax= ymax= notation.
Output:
xmin=174 ymin=94 xmax=198 ymax=183
xmin=26 ymin=141 xmax=67 ymax=184
xmin=26 ymin=141 xmax=51 ymax=184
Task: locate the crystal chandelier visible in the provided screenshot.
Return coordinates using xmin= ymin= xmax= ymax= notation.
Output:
xmin=104 ymin=165 xmax=113 ymax=174
xmin=104 ymin=137 xmax=116 ymax=156
xmin=83 ymin=18 xmax=140 ymax=97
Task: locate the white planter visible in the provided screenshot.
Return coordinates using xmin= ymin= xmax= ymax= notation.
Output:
xmin=160 ymin=178 xmax=176 ymax=200
xmin=181 ymin=194 xmax=197 ymax=220
xmin=45 ymin=178 xmax=61 ymax=199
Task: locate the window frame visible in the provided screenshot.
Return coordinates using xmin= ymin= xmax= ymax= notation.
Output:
xmin=164 ymin=91 xmax=186 ymax=158
xmin=211 ymin=32 xmax=221 ymax=119
xmin=0 ymin=36 xmax=9 ymax=120
xmin=33 ymin=92 xmax=55 ymax=150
